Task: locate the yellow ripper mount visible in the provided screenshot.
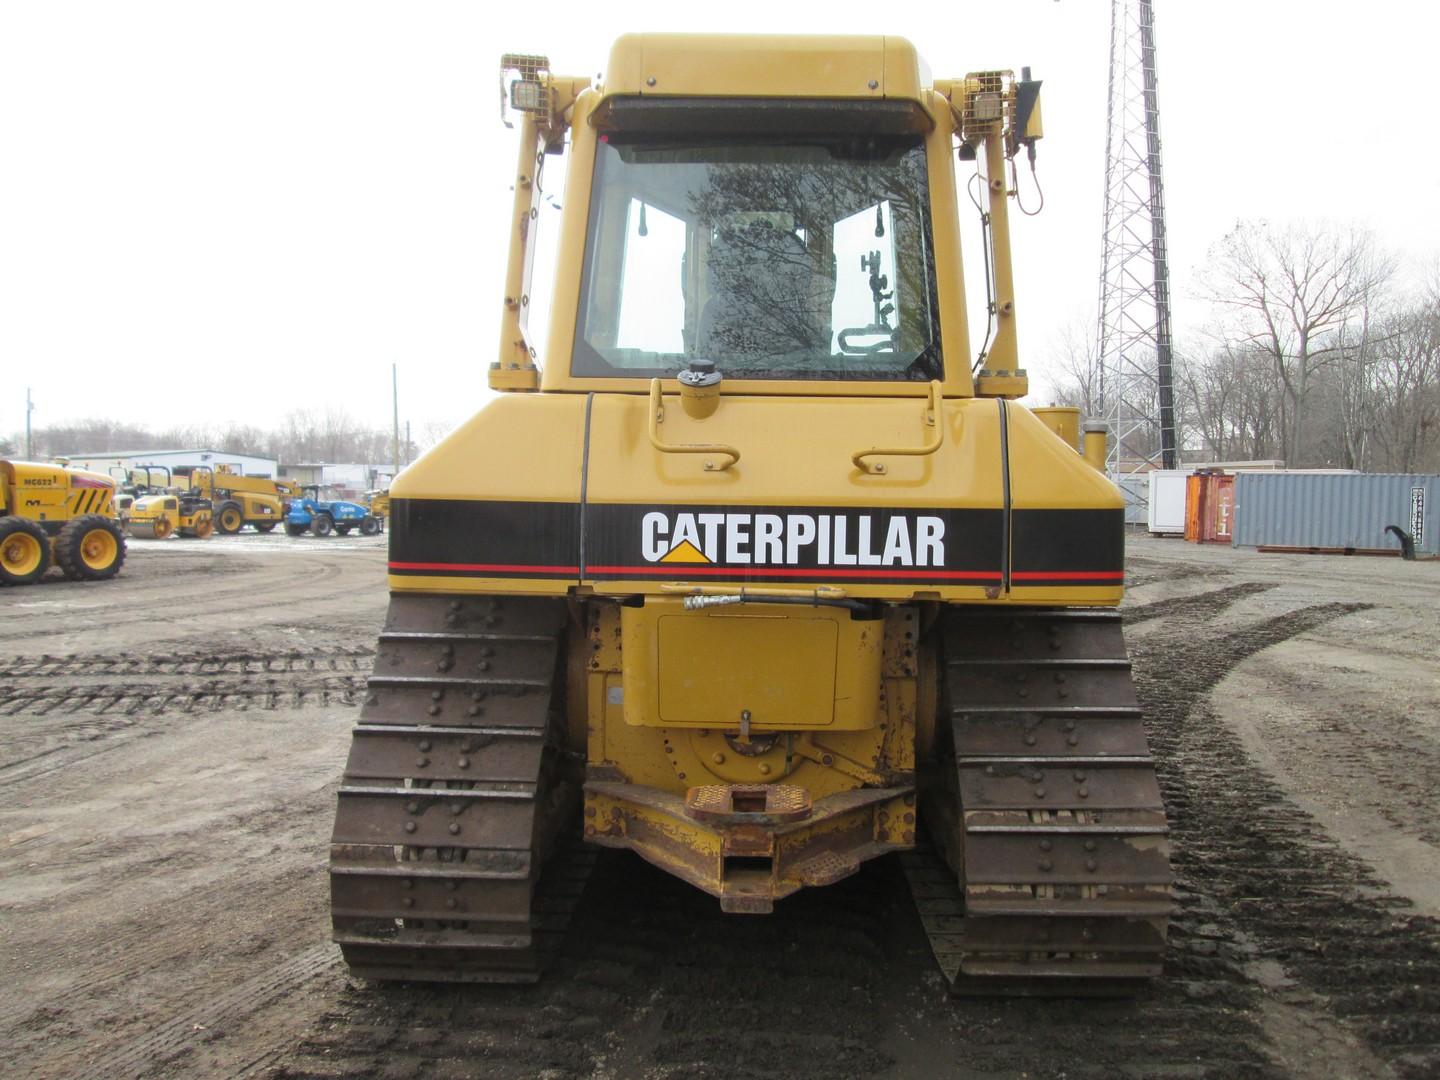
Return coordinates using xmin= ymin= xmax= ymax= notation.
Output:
xmin=329 ymin=33 xmax=1171 ymax=994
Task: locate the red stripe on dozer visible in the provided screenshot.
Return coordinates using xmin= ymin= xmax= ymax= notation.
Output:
xmin=388 ymin=563 xmax=1120 ymax=583
xmin=584 ymin=565 xmax=1005 ymax=580
xmin=389 ymin=561 xmax=579 ymax=575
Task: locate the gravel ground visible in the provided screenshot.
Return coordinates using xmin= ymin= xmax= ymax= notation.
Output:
xmin=1 ymin=531 xmax=1436 ymax=1079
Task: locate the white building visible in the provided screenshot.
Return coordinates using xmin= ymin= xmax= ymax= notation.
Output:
xmin=281 ymin=463 xmax=395 ymax=498
xmin=60 ymin=448 xmax=279 ymax=481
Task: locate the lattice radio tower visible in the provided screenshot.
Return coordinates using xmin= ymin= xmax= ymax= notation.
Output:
xmin=1096 ymin=0 xmax=1177 ymax=487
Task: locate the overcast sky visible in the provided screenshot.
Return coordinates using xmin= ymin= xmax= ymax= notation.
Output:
xmin=3 ymin=1 xmax=1438 ymax=442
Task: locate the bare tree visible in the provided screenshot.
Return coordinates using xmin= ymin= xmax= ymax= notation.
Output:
xmin=27 ymin=419 xmax=172 ymax=458
xmin=1180 ymin=340 xmax=1284 ymax=462
xmin=1201 ymin=220 xmax=1394 ymax=466
xmin=31 ymin=408 xmax=402 ymax=470
xmin=1044 ymin=316 xmax=1102 ymax=415
xmin=1367 ymin=292 xmax=1440 ymax=472
xmin=215 ymin=424 xmax=269 ymax=456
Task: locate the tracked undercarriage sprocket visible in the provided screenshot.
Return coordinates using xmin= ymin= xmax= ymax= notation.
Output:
xmin=912 ymin=606 xmax=1173 ymax=994
xmin=329 ymin=594 xmax=584 ymax=982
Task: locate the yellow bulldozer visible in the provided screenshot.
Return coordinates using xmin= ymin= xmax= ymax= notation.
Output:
xmin=328 ymin=35 xmax=1171 ymax=995
xmin=0 ymin=460 xmax=126 ymax=585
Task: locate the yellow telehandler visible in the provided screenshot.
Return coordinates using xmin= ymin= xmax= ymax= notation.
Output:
xmin=184 ymin=464 xmax=300 ymax=534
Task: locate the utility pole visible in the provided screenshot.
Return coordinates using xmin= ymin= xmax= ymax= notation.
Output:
xmin=405 ymin=421 xmax=411 ymax=467
xmin=25 ymin=388 xmax=34 ymax=458
xmin=391 ymin=364 xmax=401 ymax=480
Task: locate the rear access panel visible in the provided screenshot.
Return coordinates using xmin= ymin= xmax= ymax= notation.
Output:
xmin=621 ymin=601 xmax=882 ymax=730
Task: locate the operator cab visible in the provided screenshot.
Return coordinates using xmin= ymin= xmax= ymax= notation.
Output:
xmin=575 ymin=109 xmax=941 ymax=384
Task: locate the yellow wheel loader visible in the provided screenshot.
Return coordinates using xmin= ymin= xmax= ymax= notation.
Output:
xmin=329 ymin=36 xmax=1172 ymax=995
xmin=0 ymin=460 xmax=126 ymax=584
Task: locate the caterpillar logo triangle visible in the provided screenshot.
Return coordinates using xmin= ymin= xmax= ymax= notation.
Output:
xmin=660 ymin=539 xmax=711 ymax=564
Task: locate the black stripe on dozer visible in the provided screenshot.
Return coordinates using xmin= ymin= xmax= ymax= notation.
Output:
xmin=907 ymin=606 xmax=1173 ymax=995
xmin=388 ymin=500 xmax=581 ymax=577
xmin=329 ymin=594 xmax=587 ymax=982
xmin=1011 ymin=509 xmax=1125 ymax=585
xmin=388 ymin=498 xmax=1123 ymax=586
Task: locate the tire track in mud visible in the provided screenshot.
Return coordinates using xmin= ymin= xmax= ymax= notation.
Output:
xmin=1229 ymin=662 xmax=1440 ymax=847
xmin=2 ymin=788 xmax=339 ymax=1080
xmin=6 ymin=774 xmax=335 ymax=884
xmin=1126 ymin=580 xmax=1276 ymax=625
xmin=0 ymin=698 xmax=350 ymax=789
xmin=275 ymin=845 xmax=1276 ymax=1079
xmin=0 ymin=678 xmax=365 ymax=716
xmin=54 ymin=944 xmax=341 ymax=1080
xmin=1133 ymin=596 xmax=1440 ymax=1079
xmin=569 ymin=854 xmax=898 ymax=1080
xmin=0 ymin=861 xmax=323 ymax=1034
xmin=0 ymin=647 xmax=372 ymax=678
xmin=274 ymin=851 xmax=896 ymax=1080
xmin=0 ymin=647 xmax=372 ymax=788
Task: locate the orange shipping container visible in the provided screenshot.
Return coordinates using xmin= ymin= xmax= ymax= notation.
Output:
xmin=1185 ymin=472 xmax=1234 ymax=544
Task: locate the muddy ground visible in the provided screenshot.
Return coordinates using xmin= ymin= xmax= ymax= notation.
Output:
xmin=1 ymin=532 xmax=1436 ymax=1079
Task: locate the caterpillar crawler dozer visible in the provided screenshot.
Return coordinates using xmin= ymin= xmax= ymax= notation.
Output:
xmin=329 ymin=35 xmax=1173 ymax=994
xmin=0 ymin=460 xmax=126 ymax=585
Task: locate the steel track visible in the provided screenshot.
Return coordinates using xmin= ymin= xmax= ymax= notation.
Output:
xmin=911 ymin=606 xmax=1174 ymax=994
xmin=329 ymin=594 xmax=589 ymax=982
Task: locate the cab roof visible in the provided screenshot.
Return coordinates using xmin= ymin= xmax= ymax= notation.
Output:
xmin=603 ymin=34 xmax=928 ymax=104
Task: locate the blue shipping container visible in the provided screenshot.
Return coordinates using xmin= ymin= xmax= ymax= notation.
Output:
xmin=1231 ymin=473 xmax=1440 ymax=555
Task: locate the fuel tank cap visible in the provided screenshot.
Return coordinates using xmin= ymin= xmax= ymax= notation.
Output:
xmin=677 ymin=358 xmax=721 ymax=387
